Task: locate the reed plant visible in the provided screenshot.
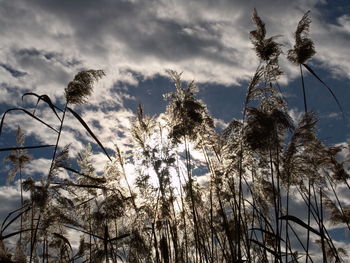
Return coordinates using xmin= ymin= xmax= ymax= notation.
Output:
xmin=0 ymin=9 xmax=349 ymax=263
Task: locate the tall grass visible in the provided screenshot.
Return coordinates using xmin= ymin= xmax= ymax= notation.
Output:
xmin=0 ymin=10 xmax=349 ymax=263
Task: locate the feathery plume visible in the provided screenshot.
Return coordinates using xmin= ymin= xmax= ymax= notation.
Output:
xmin=65 ymin=70 xmax=105 ymax=104
xmin=288 ymin=11 xmax=316 ymax=64
xmin=5 ymin=126 xmax=31 ymax=184
xmin=250 ymin=9 xmax=281 ymax=62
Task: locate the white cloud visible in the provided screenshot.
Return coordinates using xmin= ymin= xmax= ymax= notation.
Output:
xmin=25 ymin=158 xmax=51 ymax=177
xmin=1 ymin=0 xmax=348 ymax=94
xmin=288 ymin=107 xmax=304 ymax=124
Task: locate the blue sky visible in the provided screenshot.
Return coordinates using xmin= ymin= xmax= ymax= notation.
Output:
xmin=0 ymin=0 xmax=350 ymax=258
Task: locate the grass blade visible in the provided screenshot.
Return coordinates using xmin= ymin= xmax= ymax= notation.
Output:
xmin=51 ymin=182 xmax=107 ymax=190
xmin=1 ymin=205 xmax=30 ymax=233
xmin=67 ymin=107 xmax=111 ymax=161
xmin=109 ymin=233 xmax=130 ymax=242
xmin=250 ymin=228 xmax=286 ymax=243
xmin=63 ymin=166 xmax=106 ymax=183
xmin=0 ymin=144 xmax=55 ymax=152
xmin=64 ymin=224 xmax=103 ymax=240
xmin=302 ymin=63 xmax=345 ymax=120
xmin=1 ymin=206 xmax=31 ymax=234
xmin=52 ymin=232 xmax=73 ymax=256
xmin=0 ymin=108 xmax=59 ymax=135
xmin=279 ymin=215 xmax=325 ymax=238
xmin=22 ymin=92 xmax=63 ymax=120
xmin=0 ymin=228 xmax=39 ymax=240
xmin=250 ymin=239 xmax=279 ymax=258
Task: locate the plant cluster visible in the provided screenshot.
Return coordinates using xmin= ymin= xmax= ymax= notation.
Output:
xmin=0 ymin=10 xmax=349 ymax=263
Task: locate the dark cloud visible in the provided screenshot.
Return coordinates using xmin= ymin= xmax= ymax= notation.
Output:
xmin=0 ymin=64 xmax=27 ymax=78
xmin=1 ymin=0 xmax=349 ymax=87
xmin=21 ymin=0 xmax=238 ymax=65
xmin=14 ymin=48 xmax=81 ymax=68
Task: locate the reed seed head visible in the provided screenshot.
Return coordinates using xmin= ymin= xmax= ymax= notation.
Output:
xmin=250 ymin=9 xmax=281 ymax=62
xmin=65 ymin=69 xmax=105 ymax=104
xmin=288 ymin=11 xmax=316 ymax=64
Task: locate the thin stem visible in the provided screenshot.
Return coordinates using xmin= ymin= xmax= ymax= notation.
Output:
xmin=319 ymin=190 xmax=327 ymax=263
xmin=184 ymin=136 xmax=202 ymax=263
xmin=306 ymin=180 xmax=311 ymax=263
xmin=269 ymin=150 xmax=281 ymax=263
xmin=19 ymin=168 xmax=23 ymax=246
xmin=300 ymin=64 xmax=308 ymax=113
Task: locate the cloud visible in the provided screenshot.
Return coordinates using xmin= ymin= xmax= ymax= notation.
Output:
xmin=0 ymin=184 xmax=24 ymax=220
xmin=0 ymin=63 xmax=27 ymax=78
xmin=288 ymin=107 xmax=304 ymax=123
xmin=24 ymin=158 xmax=56 ymax=178
xmin=313 ymin=13 xmax=350 ymax=79
xmin=1 ymin=0 xmax=349 ymax=92
xmin=1 ymin=0 xmax=349 ymax=153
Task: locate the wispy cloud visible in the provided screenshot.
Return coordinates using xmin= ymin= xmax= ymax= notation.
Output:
xmin=1 ymin=0 xmax=349 ymax=93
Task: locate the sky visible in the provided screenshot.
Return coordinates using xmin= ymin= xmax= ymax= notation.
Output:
xmin=0 ymin=0 xmax=350 ymax=259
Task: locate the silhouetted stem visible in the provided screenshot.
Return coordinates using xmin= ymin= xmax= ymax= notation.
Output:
xmin=184 ymin=136 xmax=202 ymax=263
xmin=300 ymin=64 xmax=308 ymax=113
xmin=319 ymin=190 xmax=327 ymax=263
